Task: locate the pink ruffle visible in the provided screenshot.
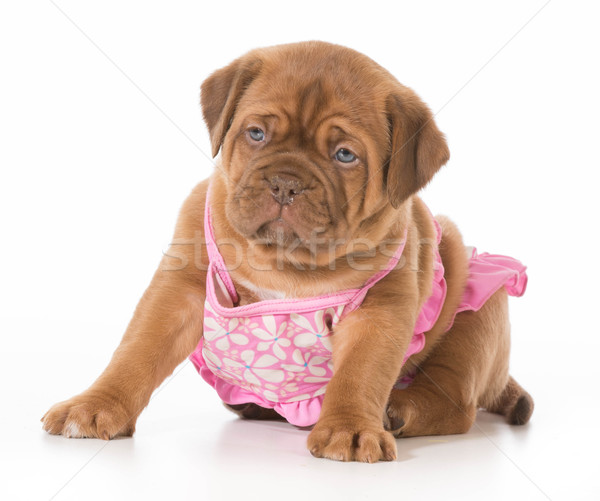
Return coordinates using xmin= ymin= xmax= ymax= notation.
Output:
xmin=190 ymin=346 xmax=323 ymax=427
xmin=414 ymin=250 xmax=447 ymax=335
xmin=191 ymin=331 xmax=427 ymax=427
xmin=448 ymin=250 xmax=528 ymax=328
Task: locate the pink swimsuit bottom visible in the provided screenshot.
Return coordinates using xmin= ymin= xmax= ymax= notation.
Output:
xmin=190 ymin=194 xmax=528 ymax=427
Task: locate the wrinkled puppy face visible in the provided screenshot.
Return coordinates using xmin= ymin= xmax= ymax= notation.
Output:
xmin=223 ymin=76 xmax=384 ymax=249
xmin=201 ymin=42 xmax=450 ymax=263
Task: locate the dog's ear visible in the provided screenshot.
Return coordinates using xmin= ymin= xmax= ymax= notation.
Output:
xmin=201 ymin=56 xmax=262 ymax=157
xmin=385 ymin=91 xmax=450 ymax=208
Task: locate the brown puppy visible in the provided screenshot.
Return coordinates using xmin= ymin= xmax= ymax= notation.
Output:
xmin=42 ymin=41 xmax=533 ymax=462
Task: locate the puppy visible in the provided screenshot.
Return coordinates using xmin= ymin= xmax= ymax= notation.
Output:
xmin=42 ymin=41 xmax=533 ymax=462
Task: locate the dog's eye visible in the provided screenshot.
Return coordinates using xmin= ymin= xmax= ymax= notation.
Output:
xmin=248 ymin=128 xmax=265 ymax=142
xmin=335 ymin=148 xmax=357 ymax=163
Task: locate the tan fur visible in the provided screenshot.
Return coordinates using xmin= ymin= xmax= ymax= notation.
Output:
xmin=42 ymin=41 xmax=532 ymax=462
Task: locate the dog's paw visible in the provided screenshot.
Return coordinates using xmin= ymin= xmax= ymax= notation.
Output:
xmin=41 ymin=391 xmax=135 ymax=440
xmin=307 ymin=420 xmax=397 ymax=463
xmin=384 ymin=393 xmax=417 ymax=437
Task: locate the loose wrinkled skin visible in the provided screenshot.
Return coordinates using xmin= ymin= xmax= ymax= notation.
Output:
xmin=42 ymin=41 xmax=533 ymax=462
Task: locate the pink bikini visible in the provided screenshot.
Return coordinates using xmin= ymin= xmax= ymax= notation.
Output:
xmin=190 ymin=192 xmax=528 ymax=426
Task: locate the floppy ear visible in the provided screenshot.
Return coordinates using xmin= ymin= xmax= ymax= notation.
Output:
xmin=385 ymin=92 xmax=450 ymax=208
xmin=200 ymin=57 xmax=262 ymax=157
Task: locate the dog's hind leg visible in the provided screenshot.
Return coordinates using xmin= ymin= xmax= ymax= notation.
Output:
xmin=485 ymin=376 xmax=534 ymax=425
xmin=385 ymin=288 xmax=533 ymax=437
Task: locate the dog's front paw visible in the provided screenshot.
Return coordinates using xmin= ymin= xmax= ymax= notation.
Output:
xmin=41 ymin=390 xmax=135 ymax=440
xmin=307 ymin=420 xmax=397 ymax=463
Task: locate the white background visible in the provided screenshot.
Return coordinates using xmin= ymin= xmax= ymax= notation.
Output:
xmin=1 ymin=1 xmax=599 ymax=499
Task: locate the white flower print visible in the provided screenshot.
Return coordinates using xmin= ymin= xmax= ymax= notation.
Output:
xmin=282 ymin=349 xmax=328 ymax=377
xmin=263 ymin=390 xmax=279 ymax=402
xmin=303 ymin=376 xmax=330 ymax=383
xmin=254 ymin=315 xmax=291 ymax=360
xmin=285 ymin=393 xmax=312 ymax=403
xmin=203 ymin=347 xmax=243 ymax=383
xmin=236 ymin=317 xmax=260 ymax=334
xmin=282 ymin=381 xmax=299 ymax=394
xmin=202 ymin=347 xmax=223 ymax=373
xmin=223 ymin=350 xmax=284 ymax=386
xmin=290 ymin=307 xmax=342 ymax=351
xmin=311 ymin=386 xmax=327 ymax=398
xmin=204 ymin=314 xmax=249 ymax=351
xmin=270 ymin=382 xmax=298 ymax=400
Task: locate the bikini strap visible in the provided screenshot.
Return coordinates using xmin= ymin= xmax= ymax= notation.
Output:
xmin=204 ymin=184 xmax=428 ymax=303
xmin=360 ymin=228 xmax=408 ymax=290
xmin=204 ymin=188 xmax=239 ymax=303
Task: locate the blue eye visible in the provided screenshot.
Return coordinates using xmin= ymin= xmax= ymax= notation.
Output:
xmin=335 ymin=148 xmax=357 ymax=163
xmin=248 ymin=128 xmax=265 ymax=141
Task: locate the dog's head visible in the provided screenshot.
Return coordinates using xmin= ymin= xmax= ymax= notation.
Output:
xmin=201 ymin=41 xmax=449 ymax=263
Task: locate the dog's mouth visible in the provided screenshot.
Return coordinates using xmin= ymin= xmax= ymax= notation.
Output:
xmin=230 ymin=182 xmax=334 ymax=248
xmin=254 ymin=218 xmax=300 ymax=246
xmin=226 ymin=170 xmax=346 ymax=258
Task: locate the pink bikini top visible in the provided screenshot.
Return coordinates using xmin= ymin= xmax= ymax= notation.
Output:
xmin=190 ymin=189 xmax=527 ymax=427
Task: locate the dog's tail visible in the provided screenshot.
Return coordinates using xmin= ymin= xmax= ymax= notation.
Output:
xmin=488 ymin=376 xmax=534 ymax=425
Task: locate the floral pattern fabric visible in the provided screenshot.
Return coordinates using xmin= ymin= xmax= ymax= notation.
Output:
xmin=199 ymin=301 xmax=343 ymax=405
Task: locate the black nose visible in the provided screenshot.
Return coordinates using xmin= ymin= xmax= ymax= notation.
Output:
xmin=269 ymin=175 xmax=304 ymax=205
